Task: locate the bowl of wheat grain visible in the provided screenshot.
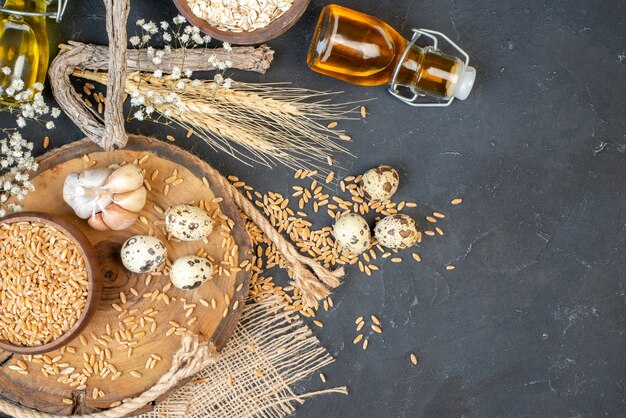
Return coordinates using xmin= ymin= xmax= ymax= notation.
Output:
xmin=0 ymin=212 xmax=101 ymax=354
xmin=173 ymin=0 xmax=311 ymax=45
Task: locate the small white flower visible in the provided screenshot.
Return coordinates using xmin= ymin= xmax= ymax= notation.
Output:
xmin=152 ymin=56 xmax=162 ymax=65
xmin=184 ymin=69 xmax=193 ymax=78
xmin=153 ymin=69 xmax=163 ymax=78
xmin=2 ymin=66 xmax=11 ymax=75
xmin=51 ymin=108 xmax=61 ymax=118
xmin=223 ymin=42 xmax=232 ymax=52
xmin=143 ymin=21 xmax=158 ymax=35
xmin=183 ymin=25 xmax=193 ymax=34
xmin=33 ymin=82 xmax=44 ymax=91
xmin=10 ymin=79 xmax=24 ymax=92
xmin=214 ymin=74 xmax=224 ymax=84
xmin=134 ymin=110 xmax=144 ymax=121
xmin=142 ymin=34 xmax=151 ymax=43
xmin=16 ymin=117 xmax=26 ymax=128
xmin=145 ymin=105 xmax=155 ymax=115
xmin=171 ymin=66 xmax=182 ymax=80
xmin=129 ymin=36 xmax=141 ymax=46
xmin=176 ymin=81 xmax=185 ymax=90
xmin=160 ymin=21 xmax=169 ymax=30
xmin=192 ymin=33 xmax=203 ymax=44
xmin=223 ymin=78 xmax=233 ymax=89
xmin=180 ymin=33 xmax=190 ymax=43
xmin=45 ymin=121 xmax=55 ymax=129
xmin=163 ymin=32 xmax=172 ymax=42
xmin=147 ymin=46 xmax=155 ymax=57
xmin=202 ymin=35 xmax=211 ymax=44
xmin=191 ymin=79 xmax=201 ymax=87
xmin=173 ymin=15 xmax=186 ymax=25
xmin=136 ymin=18 xmax=145 ymax=26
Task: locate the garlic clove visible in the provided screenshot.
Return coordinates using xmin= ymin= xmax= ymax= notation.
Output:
xmin=101 ymin=204 xmax=139 ymax=231
xmin=64 ymin=172 xmax=114 ymax=219
xmin=77 ymin=167 xmax=111 ymax=188
xmin=104 ymin=164 xmax=144 ymax=194
xmin=88 ymin=212 xmax=109 ymax=231
xmin=113 ymin=187 xmax=147 ymax=213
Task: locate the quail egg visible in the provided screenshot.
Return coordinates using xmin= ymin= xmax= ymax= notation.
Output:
xmin=170 ymin=256 xmax=214 ymax=290
xmin=120 ymin=235 xmax=167 ymax=273
xmin=374 ymin=214 xmax=421 ymax=249
xmin=165 ymin=204 xmax=214 ymax=241
xmin=333 ymin=213 xmax=371 ymax=255
xmin=361 ymin=165 xmax=400 ymax=201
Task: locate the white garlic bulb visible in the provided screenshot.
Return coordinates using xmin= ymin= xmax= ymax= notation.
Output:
xmin=63 ymin=168 xmax=112 ymax=219
xmin=63 ymin=164 xmax=147 ymax=231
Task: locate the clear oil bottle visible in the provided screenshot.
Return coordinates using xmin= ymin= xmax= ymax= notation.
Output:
xmin=307 ymin=4 xmax=475 ymax=105
xmin=0 ymin=0 xmax=49 ymax=104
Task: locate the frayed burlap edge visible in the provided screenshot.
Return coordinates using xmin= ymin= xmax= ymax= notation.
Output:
xmin=140 ymin=299 xmax=347 ymax=418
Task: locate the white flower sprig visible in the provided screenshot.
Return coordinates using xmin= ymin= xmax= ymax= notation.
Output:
xmin=0 ymin=68 xmax=61 ymax=215
xmin=0 ymin=131 xmax=37 ymax=217
xmin=127 ymin=15 xmax=234 ymax=124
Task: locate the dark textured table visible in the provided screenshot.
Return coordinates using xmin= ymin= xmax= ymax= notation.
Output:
xmin=2 ymin=0 xmax=625 ymax=417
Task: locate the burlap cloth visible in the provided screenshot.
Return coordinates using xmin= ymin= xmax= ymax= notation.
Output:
xmin=139 ymin=301 xmax=346 ymax=418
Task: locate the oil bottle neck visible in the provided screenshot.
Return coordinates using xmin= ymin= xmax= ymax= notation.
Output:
xmin=3 ymin=0 xmax=47 ymax=13
xmin=392 ymin=43 xmax=424 ymax=88
xmin=393 ymin=40 xmax=473 ymax=101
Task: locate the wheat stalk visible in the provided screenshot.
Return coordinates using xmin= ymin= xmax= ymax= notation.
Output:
xmin=74 ymin=70 xmax=357 ymax=176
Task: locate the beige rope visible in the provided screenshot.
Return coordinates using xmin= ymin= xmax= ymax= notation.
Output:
xmin=0 ymin=334 xmax=219 ymax=418
xmin=207 ymin=165 xmax=345 ymax=308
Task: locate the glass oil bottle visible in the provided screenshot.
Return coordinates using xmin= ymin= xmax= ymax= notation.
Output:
xmin=307 ymin=4 xmax=476 ymax=106
xmin=0 ymin=0 xmax=49 ymax=104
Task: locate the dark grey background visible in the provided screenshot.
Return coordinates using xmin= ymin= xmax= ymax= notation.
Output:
xmin=2 ymin=0 xmax=625 ymax=417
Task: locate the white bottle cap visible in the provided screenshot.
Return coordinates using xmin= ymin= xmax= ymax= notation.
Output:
xmin=454 ymin=65 xmax=476 ymax=100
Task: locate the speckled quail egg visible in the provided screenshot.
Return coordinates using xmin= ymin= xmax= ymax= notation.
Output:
xmin=120 ymin=235 xmax=167 ymax=273
xmin=361 ymin=165 xmax=400 ymax=201
xmin=165 ymin=204 xmax=214 ymax=241
xmin=333 ymin=213 xmax=371 ymax=255
xmin=374 ymin=214 xmax=421 ymax=250
xmin=170 ymin=256 xmax=214 ymax=290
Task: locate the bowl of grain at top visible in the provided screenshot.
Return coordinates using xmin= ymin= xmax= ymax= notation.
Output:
xmin=0 ymin=212 xmax=101 ymax=355
xmin=172 ymin=0 xmax=311 ymax=45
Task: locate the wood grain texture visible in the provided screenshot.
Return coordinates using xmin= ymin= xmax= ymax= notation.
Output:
xmin=102 ymin=0 xmax=129 ymax=150
xmin=60 ymin=42 xmax=274 ymax=74
xmin=0 ymin=135 xmax=251 ymax=415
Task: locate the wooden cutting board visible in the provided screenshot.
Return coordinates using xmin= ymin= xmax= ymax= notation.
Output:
xmin=0 ymin=135 xmax=252 ymax=415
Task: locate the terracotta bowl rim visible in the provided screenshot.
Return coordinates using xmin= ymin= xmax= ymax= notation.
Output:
xmin=0 ymin=211 xmax=102 ymax=355
xmin=171 ymin=0 xmax=312 ymax=45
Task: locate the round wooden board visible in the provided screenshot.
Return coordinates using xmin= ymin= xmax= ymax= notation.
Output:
xmin=0 ymin=135 xmax=252 ymax=415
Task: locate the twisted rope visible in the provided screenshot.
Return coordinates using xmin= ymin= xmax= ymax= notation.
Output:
xmin=207 ymin=165 xmax=344 ymax=308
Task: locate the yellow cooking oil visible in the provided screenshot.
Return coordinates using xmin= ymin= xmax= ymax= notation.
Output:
xmin=0 ymin=0 xmax=49 ymax=104
xmin=308 ymin=4 xmax=475 ymax=101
